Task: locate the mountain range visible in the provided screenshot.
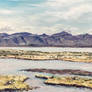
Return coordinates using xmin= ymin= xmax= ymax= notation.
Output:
xmin=0 ymin=31 xmax=92 ymax=47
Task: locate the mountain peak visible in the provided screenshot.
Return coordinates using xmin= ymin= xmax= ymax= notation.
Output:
xmin=40 ymin=33 xmax=49 ymax=37
xmin=52 ymin=31 xmax=72 ymax=37
xmin=11 ymin=32 xmax=32 ymax=36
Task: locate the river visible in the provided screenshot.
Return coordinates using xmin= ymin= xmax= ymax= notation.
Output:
xmin=0 ymin=47 xmax=92 ymax=52
xmin=0 ymin=47 xmax=92 ymax=92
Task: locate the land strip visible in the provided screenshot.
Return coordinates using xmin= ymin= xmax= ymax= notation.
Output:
xmin=0 ymin=49 xmax=92 ymax=62
xmin=35 ymin=74 xmax=92 ymax=89
xmin=22 ymin=69 xmax=92 ymax=77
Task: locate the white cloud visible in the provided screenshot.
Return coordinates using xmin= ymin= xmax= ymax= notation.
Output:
xmin=0 ymin=0 xmax=91 ymax=34
xmin=46 ymin=0 xmax=84 ymax=7
xmin=87 ymin=29 xmax=92 ymax=34
xmin=0 ymin=9 xmax=13 ymax=14
xmin=40 ymin=0 xmax=92 ymax=20
xmin=62 ymin=4 xmax=92 ymax=20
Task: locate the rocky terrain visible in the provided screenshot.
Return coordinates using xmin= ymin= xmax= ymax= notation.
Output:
xmin=0 ymin=49 xmax=92 ymax=62
xmin=0 ymin=31 xmax=92 ymax=47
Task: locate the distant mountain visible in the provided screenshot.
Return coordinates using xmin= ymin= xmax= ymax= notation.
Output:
xmin=0 ymin=31 xmax=92 ymax=47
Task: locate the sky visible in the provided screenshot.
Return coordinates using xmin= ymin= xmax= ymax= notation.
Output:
xmin=0 ymin=0 xmax=91 ymax=35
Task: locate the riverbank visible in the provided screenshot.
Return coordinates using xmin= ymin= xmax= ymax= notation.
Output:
xmin=35 ymin=74 xmax=92 ymax=89
xmin=0 ymin=57 xmax=92 ymax=92
xmin=0 ymin=49 xmax=92 ymax=62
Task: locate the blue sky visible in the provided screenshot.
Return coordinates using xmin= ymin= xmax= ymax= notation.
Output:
xmin=0 ymin=0 xmax=91 ymax=35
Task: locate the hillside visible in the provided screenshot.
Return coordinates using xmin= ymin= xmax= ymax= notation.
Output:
xmin=0 ymin=32 xmax=92 ymax=47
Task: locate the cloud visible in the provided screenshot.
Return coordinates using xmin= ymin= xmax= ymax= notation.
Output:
xmin=0 ymin=0 xmax=91 ymax=35
xmin=0 ymin=9 xmax=13 ymax=15
xmin=46 ymin=0 xmax=84 ymax=7
xmin=62 ymin=4 xmax=92 ymax=20
xmin=40 ymin=0 xmax=91 ymax=20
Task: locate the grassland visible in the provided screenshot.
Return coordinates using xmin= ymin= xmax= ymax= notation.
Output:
xmin=35 ymin=74 xmax=92 ymax=89
xmin=0 ymin=49 xmax=92 ymax=62
xmin=0 ymin=75 xmax=31 ymax=91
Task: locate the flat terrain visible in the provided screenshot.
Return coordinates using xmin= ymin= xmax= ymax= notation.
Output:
xmin=0 ymin=49 xmax=92 ymax=62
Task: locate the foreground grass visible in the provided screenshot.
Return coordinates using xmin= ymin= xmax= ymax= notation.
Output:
xmin=35 ymin=74 xmax=92 ymax=89
xmin=0 ymin=75 xmax=31 ymax=91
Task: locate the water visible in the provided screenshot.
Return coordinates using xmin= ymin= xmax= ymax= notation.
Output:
xmin=0 ymin=47 xmax=92 ymax=92
xmin=0 ymin=47 xmax=92 ymax=52
xmin=0 ymin=59 xmax=92 ymax=92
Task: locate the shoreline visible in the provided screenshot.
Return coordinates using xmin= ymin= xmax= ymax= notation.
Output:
xmin=35 ymin=74 xmax=92 ymax=89
xmin=0 ymin=49 xmax=92 ymax=63
xmin=0 ymin=49 xmax=92 ymax=62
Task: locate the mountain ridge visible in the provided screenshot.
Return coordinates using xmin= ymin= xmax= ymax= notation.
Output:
xmin=0 ymin=31 xmax=92 ymax=47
